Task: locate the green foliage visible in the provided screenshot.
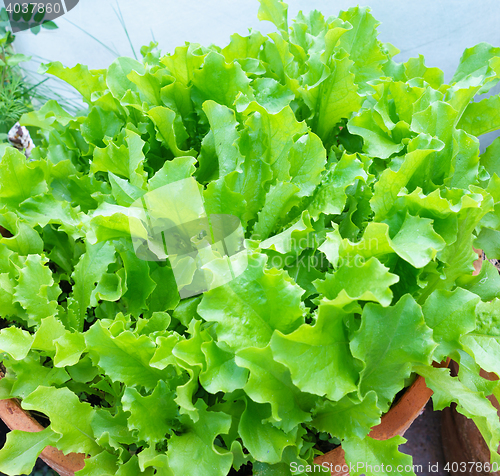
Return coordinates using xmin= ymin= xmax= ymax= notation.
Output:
xmin=0 ymin=7 xmax=58 ymax=136
xmin=0 ymin=1 xmax=500 ymax=475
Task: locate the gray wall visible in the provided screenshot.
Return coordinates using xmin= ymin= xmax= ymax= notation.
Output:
xmin=13 ymin=0 xmax=500 ymax=79
xmin=11 ymin=0 xmax=500 ymax=146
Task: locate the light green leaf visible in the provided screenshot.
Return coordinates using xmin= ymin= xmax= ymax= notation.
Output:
xmin=85 ymin=322 xmax=170 ymax=391
xmin=371 ymin=134 xmax=444 ymax=220
xmin=198 ymin=253 xmax=305 ymax=350
xmin=311 ymin=391 xmax=381 ymax=440
xmin=404 ymin=55 xmax=443 ymax=89
xmin=14 ymin=255 xmax=60 ymax=327
xmin=318 ymin=225 xmax=342 ymax=267
xmin=192 ymin=51 xmax=252 ymax=107
xmin=236 ymin=77 xmax=293 ymax=114
xmin=475 ymin=299 xmax=500 ymax=336
xmin=138 ymin=445 xmax=174 ymax=475
xmin=40 ymin=62 xmax=105 ymax=102
xmin=338 ymin=222 xmax=392 ymax=264
xmin=148 ymin=106 xmax=196 ymax=157
xmin=233 ymin=120 xmax=274 ymax=222
xmin=306 ymin=51 xmax=362 ymax=143
xmin=270 ymin=300 xmax=358 ymax=401
xmin=0 ymin=147 xmax=47 ymax=207
xmin=239 ymin=398 xmax=296 ymax=464
xmin=475 ymin=227 xmax=500 ymax=259
xmin=122 ymin=380 xmax=178 ymax=444
xmin=54 ymin=331 xmax=86 ymax=367
xmin=235 ymin=345 xmax=315 ymax=432
xmin=260 ymin=211 xmax=314 ymax=255
xmin=75 ymin=451 xmax=119 ymax=476
xmin=22 ymin=387 xmax=101 ymax=454
xmin=258 ymin=0 xmax=288 ymax=33
xmin=242 ymin=103 xmax=308 ymax=181
xmin=8 ymin=355 xmax=69 ymax=399
xmin=67 ymin=241 xmax=116 ymax=331
xmin=288 ymin=132 xmax=327 ymax=197
xmin=203 ymin=172 xmax=247 ymax=225
xmin=423 ymin=288 xmax=480 ymax=361
xmin=128 ymin=70 xmax=162 ymax=106
xmin=203 ymin=100 xmax=244 ymax=176
xmin=458 ymin=94 xmax=500 ymax=137
xmin=106 ymin=56 xmax=145 ymax=99
xmin=343 ymin=435 xmax=415 ymax=476
xmin=108 ymin=172 xmax=144 ymax=206
xmin=0 ymin=220 xmax=44 ymax=256
xmin=167 ymin=400 xmax=232 ymax=476
xmin=222 ymin=31 xmax=267 ymax=63
xmin=253 ymin=181 xmax=301 ymax=239
xmin=160 ymin=44 xmax=206 ymax=87
xmin=0 ymin=327 xmax=33 ymax=360
xmin=308 ymin=152 xmax=368 ymax=220
xmin=351 ymin=295 xmax=436 ymax=411
xmin=149 ymin=156 xmax=197 ymax=191
xmin=91 ymin=408 xmax=136 ymax=448
xmin=315 ymin=257 xmax=399 ymax=308
xmin=416 ymin=365 xmax=500 ymax=465
xmin=0 ymin=428 xmax=60 ymax=476
xmin=200 ymin=340 xmax=249 ymax=393
xmin=117 ymin=244 xmax=157 ymax=317
xmin=457 ymin=260 xmax=500 ymax=302
xmin=390 ymin=212 xmax=446 ymax=268
xmin=92 ymin=129 xmax=148 ymax=188
xmin=338 ymin=6 xmax=389 ymax=87
xmin=461 ymin=334 xmax=500 ymax=382
xmin=480 ymin=136 xmax=500 ymax=179
xmin=32 ymin=315 xmax=66 ymax=353
xmin=81 ymin=107 xmax=123 ymax=147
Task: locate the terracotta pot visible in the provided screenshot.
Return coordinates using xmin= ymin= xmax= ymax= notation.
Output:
xmin=441 ymin=362 xmax=500 ymax=476
xmin=314 ymin=360 xmax=449 ymax=475
xmin=0 ymin=217 xmax=459 ymax=476
xmin=0 ymin=225 xmax=87 ymax=475
xmin=0 ymin=361 xmax=448 ymax=476
xmin=0 ymin=374 xmax=85 ymax=476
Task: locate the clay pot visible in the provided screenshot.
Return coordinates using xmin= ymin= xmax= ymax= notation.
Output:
xmin=441 ymin=362 xmax=500 ymax=476
xmin=0 ymin=228 xmax=87 ymax=476
xmin=314 ymin=360 xmax=449 ymax=475
xmin=0 ymin=389 xmax=85 ymax=476
xmin=0 ymin=217 xmax=459 ymax=476
xmin=0 ymin=361 xmax=447 ymax=476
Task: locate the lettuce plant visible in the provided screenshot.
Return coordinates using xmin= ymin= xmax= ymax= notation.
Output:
xmin=0 ymin=1 xmax=500 ymax=475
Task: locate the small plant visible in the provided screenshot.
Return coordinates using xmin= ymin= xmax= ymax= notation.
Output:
xmin=0 ymin=8 xmax=31 ymax=135
xmin=0 ymin=1 xmax=499 ymax=475
xmin=0 ymin=7 xmax=58 ymax=139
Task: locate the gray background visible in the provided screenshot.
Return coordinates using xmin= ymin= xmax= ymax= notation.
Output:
xmin=11 ymin=0 xmax=500 ymax=78
xmin=8 ymin=0 xmax=500 ymax=147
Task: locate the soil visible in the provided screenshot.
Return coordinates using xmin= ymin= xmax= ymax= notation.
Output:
xmin=402 ymin=401 xmax=450 ymax=476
